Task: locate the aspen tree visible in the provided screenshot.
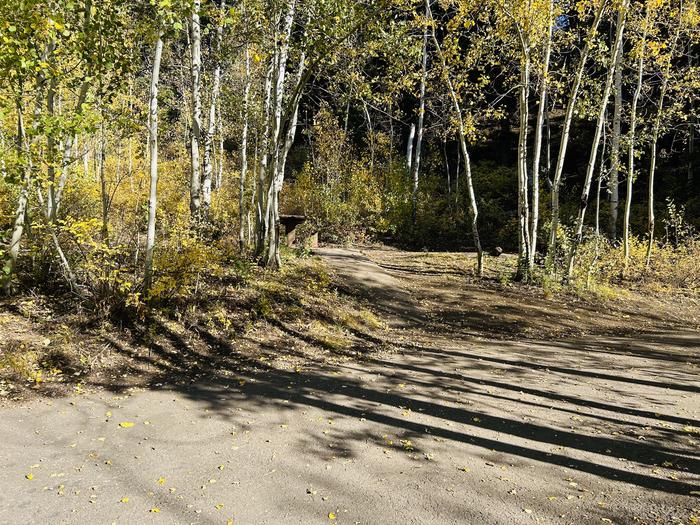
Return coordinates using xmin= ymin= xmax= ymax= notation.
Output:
xmin=566 ymin=0 xmax=630 ymax=278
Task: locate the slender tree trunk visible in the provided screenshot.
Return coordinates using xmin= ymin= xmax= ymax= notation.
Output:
xmin=46 ymin=69 xmax=58 ymax=221
xmin=455 ymin=141 xmax=460 ymax=200
xmin=240 ymin=44 xmax=251 ymax=252
xmin=216 ymin=98 xmax=224 ymax=190
xmin=202 ymin=0 xmax=226 ymax=215
xmin=260 ymin=0 xmax=296 ymax=266
xmin=609 ymin=40 xmax=623 ymax=239
xmin=426 ymin=0 xmax=483 ymax=275
xmin=266 ymin=21 xmax=306 ymax=269
xmin=516 ymin=44 xmax=531 ymax=279
xmin=443 ymin=137 xmax=451 ymax=198
xmin=144 ymin=35 xmax=164 ymax=294
xmin=362 ymin=100 xmax=374 ymax=177
xmin=529 ymin=0 xmax=553 ymax=272
xmin=255 ymin=58 xmax=274 ymax=256
xmin=189 ymin=1 xmax=203 ymax=218
xmin=646 ymin=7 xmax=682 ymax=268
xmin=547 ymin=0 xmax=606 ymax=271
xmin=0 ymin=127 xmax=7 ymax=179
xmin=406 ymin=123 xmax=415 ymax=175
xmin=83 ymin=135 xmax=89 ymax=177
xmin=412 ymin=22 xmax=428 ymax=225
xmin=566 ymin=2 xmax=629 ymax=278
xmin=2 ymin=101 xmax=29 ymax=295
xmin=98 ymin=121 xmax=109 ymax=244
xmin=624 ymin=11 xmax=649 ymax=267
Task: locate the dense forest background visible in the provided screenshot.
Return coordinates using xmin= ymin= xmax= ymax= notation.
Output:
xmin=1 ymin=0 xmax=699 ymax=313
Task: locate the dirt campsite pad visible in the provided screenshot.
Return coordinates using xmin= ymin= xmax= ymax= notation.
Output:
xmin=0 ymin=247 xmax=698 ymax=524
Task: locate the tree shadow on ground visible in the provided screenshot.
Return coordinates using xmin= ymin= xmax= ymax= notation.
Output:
xmin=97 ymin=312 xmax=700 ymax=498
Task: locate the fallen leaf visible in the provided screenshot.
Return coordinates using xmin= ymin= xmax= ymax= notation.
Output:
xmin=150 ymin=508 xmax=160 ymax=513
xmin=328 ymin=512 xmax=336 ymax=520
xmin=120 ymin=497 xmax=129 ymax=503
xmin=25 ymin=473 xmax=33 ymax=480
xmin=119 ymin=422 xmax=134 ymax=428
xmin=157 ymin=477 xmax=165 ymax=485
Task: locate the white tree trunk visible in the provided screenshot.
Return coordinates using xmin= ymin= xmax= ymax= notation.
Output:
xmin=529 ymin=0 xmax=553 ymax=271
xmin=566 ymin=2 xmax=629 ymax=278
xmin=609 ymin=40 xmax=623 ymax=239
xmin=646 ymin=9 xmax=681 ymax=268
xmin=255 ymin=58 xmax=274 ymax=256
xmin=547 ymin=0 xmax=606 ymax=270
xmin=240 ymin=44 xmax=251 ymax=251
xmin=426 ymin=0 xmax=483 ymax=275
xmin=189 ymin=1 xmax=203 ymax=217
xmin=412 ymin=23 xmax=428 ymax=224
xmin=623 ymin=12 xmax=649 ymax=266
xmin=144 ymin=35 xmax=164 ymax=294
xmin=406 ymin=123 xmax=415 ymax=175
xmin=2 ymin=102 xmax=29 ymax=295
xmin=516 ymin=45 xmax=531 ymax=278
xmin=202 ymin=0 xmax=226 ymax=214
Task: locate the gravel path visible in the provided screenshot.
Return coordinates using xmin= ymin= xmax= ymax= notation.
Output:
xmin=1 ymin=248 xmax=698 ymax=524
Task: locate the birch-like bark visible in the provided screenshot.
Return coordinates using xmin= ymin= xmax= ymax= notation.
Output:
xmin=443 ymin=137 xmax=451 ymax=197
xmin=609 ymin=39 xmax=623 ymax=239
xmin=646 ymin=7 xmax=682 ymax=268
xmin=406 ymin=123 xmax=415 ymax=175
xmin=529 ymin=0 xmax=553 ymax=271
xmin=98 ymin=121 xmax=109 ymax=244
xmin=202 ymin=0 xmax=226 ymax=214
xmin=144 ymin=35 xmax=164 ymax=294
xmin=547 ymin=0 xmax=606 ymax=270
xmin=189 ymin=0 xmax=203 ymax=217
xmin=426 ymin=0 xmax=483 ymax=275
xmin=0 ymin=126 xmax=7 ymax=179
xmin=266 ymin=24 xmax=307 ymax=269
xmin=216 ymin=98 xmax=224 ymax=189
xmin=240 ymin=44 xmax=251 ymax=251
xmin=254 ymin=58 xmax=274 ymax=256
xmin=516 ymin=40 xmax=531 ymax=279
xmin=2 ymin=100 xmax=29 ymax=295
xmin=566 ymin=2 xmax=629 ymax=278
xmin=412 ymin=23 xmax=428 ymax=225
xmin=261 ymin=0 xmax=296 ymax=268
xmin=46 ymin=65 xmax=58 ymax=220
xmin=623 ymin=10 xmax=649 ymax=265
xmin=363 ymin=101 xmax=374 ymax=176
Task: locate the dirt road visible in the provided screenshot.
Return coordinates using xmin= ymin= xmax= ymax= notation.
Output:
xmin=1 ymin=248 xmax=698 ymax=524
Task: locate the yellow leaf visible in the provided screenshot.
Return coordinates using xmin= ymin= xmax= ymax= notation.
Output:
xmin=157 ymin=477 xmax=165 ymax=485
xmin=218 ymin=465 xmax=225 ymax=470
xmin=105 ymin=411 xmax=112 ymax=417
xmin=120 ymin=497 xmax=129 ymax=503
xmin=119 ymin=422 xmax=134 ymax=428
xmin=25 ymin=473 xmax=34 ymax=480
xmin=150 ymin=508 xmax=160 ymax=513
xmin=215 ymin=503 xmax=224 ymax=510
xmin=328 ymin=512 xmax=336 ymax=520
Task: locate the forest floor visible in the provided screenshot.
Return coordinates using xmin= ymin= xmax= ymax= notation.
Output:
xmin=0 ymin=246 xmax=698 ymax=524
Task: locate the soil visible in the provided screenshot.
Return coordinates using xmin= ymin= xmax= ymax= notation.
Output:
xmin=0 ymin=247 xmax=698 ymax=525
